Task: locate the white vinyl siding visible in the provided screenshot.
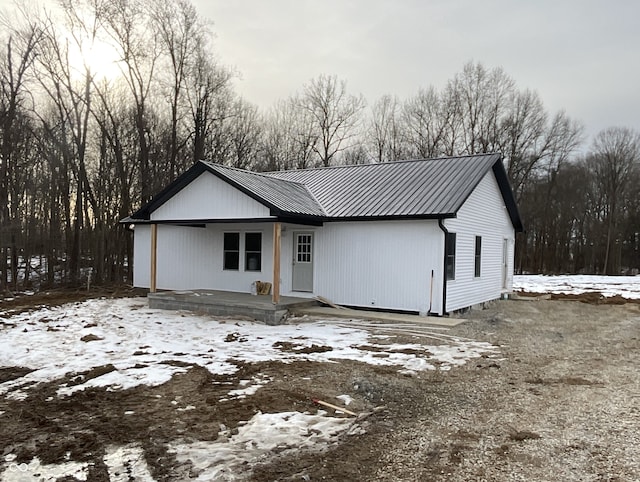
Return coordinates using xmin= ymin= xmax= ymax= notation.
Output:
xmin=282 ymin=220 xmax=444 ymax=314
xmin=132 ymin=225 xmax=151 ymax=288
xmin=133 ymin=223 xmax=273 ymax=292
xmin=151 ymin=172 xmax=273 ymax=221
xmin=444 ymin=172 xmax=515 ymax=312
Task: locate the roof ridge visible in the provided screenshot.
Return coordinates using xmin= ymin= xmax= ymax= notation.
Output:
xmin=301 ymin=183 xmax=328 ymax=216
xmin=264 ymin=153 xmax=501 ymax=174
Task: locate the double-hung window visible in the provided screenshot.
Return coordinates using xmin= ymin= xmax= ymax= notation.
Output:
xmin=223 ymin=233 xmax=240 ymax=270
xmin=245 ymin=233 xmax=262 ymax=271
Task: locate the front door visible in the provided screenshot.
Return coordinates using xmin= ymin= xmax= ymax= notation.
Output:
xmin=292 ymin=232 xmax=314 ymax=292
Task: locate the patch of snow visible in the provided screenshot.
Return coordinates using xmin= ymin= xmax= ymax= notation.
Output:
xmin=336 ymin=394 xmax=353 ymax=406
xmin=176 ymin=405 xmax=196 ymax=412
xmin=169 ymin=411 xmax=354 ymax=480
xmin=104 ymin=444 xmax=155 ymax=482
xmin=226 ymin=374 xmax=272 ymax=400
xmin=514 ymin=274 xmax=640 ymax=299
xmin=1 ymin=456 xmax=88 ymax=482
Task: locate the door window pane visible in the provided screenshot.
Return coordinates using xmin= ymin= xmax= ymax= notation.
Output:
xmin=297 ymin=234 xmax=312 ymax=263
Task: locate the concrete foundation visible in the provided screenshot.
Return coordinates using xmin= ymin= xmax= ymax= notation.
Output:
xmin=147 ymin=290 xmax=317 ymax=325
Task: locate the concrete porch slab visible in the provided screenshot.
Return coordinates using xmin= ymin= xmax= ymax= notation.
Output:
xmin=148 ymin=290 xmax=317 ymax=325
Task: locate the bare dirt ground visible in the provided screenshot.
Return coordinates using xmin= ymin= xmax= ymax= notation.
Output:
xmin=1 ymin=291 xmax=639 ymax=481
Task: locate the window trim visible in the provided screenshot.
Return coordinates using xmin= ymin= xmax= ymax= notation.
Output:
xmin=223 ymin=232 xmax=240 ymax=271
xmin=445 ymin=232 xmax=456 ymax=281
xmin=474 ymin=236 xmax=482 ymax=278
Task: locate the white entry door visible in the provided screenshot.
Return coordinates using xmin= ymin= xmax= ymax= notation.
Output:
xmin=292 ymin=232 xmax=314 ymax=292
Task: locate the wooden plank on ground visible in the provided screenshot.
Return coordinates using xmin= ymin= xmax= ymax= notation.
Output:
xmin=315 ymin=296 xmax=347 ymax=310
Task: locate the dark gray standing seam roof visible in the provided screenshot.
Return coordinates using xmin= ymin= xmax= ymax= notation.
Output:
xmin=125 ymin=153 xmax=522 ymax=231
xmin=266 ymin=154 xmax=501 ymax=218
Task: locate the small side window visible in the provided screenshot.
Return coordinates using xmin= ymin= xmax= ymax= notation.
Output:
xmin=223 ymin=232 xmax=240 ymax=270
xmin=474 ymin=236 xmax=482 ymax=278
xmin=445 ymin=232 xmax=456 ymax=281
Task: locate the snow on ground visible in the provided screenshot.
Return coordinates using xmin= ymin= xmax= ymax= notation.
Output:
xmin=0 ymin=298 xmax=495 ymax=400
xmin=514 ymin=274 xmax=640 ymax=299
xmin=2 ymin=445 xmax=155 ymax=482
xmin=168 ymin=410 xmax=361 ymax=481
xmin=2 ymin=454 xmax=89 ymax=482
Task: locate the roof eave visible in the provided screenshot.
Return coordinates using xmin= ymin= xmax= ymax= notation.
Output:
xmin=491 ymin=159 xmax=524 ymax=232
xmin=324 ymin=213 xmax=454 ymax=222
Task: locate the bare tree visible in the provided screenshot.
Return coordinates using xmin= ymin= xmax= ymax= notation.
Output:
xmin=185 ymin=43 xmax=233 ymax=163
xmin=402 ymin=87 xmax=452 ymax=159
xmin=589 ymin=127 xmax=640 ymax=274
xmin=224 ymin=98 xmax=262 ymax=169
xmin=299 ymin=74 xmax=365 ymax=166
xmin=368 ymin=94 xmax=406 ymax=162
xmin=36 ymin=12 xmax=103 ymax=284
xmin=259 ymin=97 xmax=320 ymax=171
xmin=0 ymin=7 xmax=43 ymax=290
xmin=449 ymin=61 xmax=514 ymax=155
xmin=152 ymin=0 xmax=205 ymax=178
xmin=97 ymin=0 xmax=161 ymax=203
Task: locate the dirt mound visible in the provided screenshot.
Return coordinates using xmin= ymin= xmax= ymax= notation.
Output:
xmin=517 ymin=289 xmax=639 ymax=305
xmin=0 ymin=286 xmax=145 ymax=317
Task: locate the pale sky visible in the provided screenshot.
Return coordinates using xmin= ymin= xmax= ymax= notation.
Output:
xmin=195 ymin=0 xmax=640 ymax=145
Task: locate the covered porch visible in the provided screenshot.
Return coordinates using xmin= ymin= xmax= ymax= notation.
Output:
xmin=147 ymin=289 xmax=318 ymax=325
xmin=144 ymin=220 xmax=317 ymax=306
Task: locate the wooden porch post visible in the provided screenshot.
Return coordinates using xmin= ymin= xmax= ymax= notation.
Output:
xmin=272 ymin=222 xmax=281 ymax=304
xmin=150 ymin=223 xmax=158 ymax=293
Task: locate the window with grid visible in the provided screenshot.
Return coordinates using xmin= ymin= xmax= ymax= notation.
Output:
xmin=296 ymin=234 xmax=312 ymax=263
xmin=245 ymin=232 xmax=262 ymax=271
xmin=223 ymin=232 xmax=240 ymax=270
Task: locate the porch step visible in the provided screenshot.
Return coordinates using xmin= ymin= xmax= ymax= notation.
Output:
xmin=291 ymin=306 xmax=465 ymax=327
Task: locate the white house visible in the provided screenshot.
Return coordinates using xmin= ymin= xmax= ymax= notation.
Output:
xmin=123 ymin=153 xmax=523 ymax=315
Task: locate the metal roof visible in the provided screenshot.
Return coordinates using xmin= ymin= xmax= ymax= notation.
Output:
xmin=265 ymin=153 xmax=502 ymax=218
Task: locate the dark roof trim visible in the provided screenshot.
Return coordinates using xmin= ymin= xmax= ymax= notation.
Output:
xmin=120 ymin=216 xmax=326 ymax=227
xmin=124 ymin=217 xmax=276 ymax=225
xmin=121 ymin=213 xmax=455 ymax=226
xmin=491 ymin=159 xmax=524 ymax=232
xmin=323 ymin=213 xmax=454 ymax=223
